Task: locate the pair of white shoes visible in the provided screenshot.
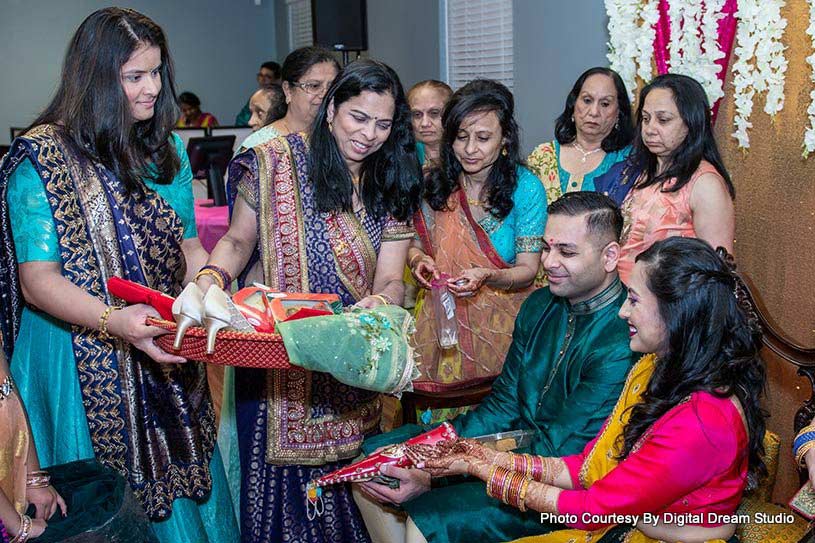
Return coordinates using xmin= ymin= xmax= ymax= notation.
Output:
xmin=171 ymin=283 xmax=254 ymax=354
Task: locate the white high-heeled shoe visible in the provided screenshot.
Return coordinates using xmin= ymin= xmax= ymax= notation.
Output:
xmin=202 ymin=286 xmax=254 ymax=354
xmin=172 ymin=283 xmax=205 ymax=349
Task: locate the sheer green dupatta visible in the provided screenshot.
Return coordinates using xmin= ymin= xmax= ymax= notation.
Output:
xmin=276 ymin=306 xmax=420 ymax=395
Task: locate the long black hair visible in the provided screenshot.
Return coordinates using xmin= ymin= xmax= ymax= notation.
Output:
xmin=620 ymin=237 xmax=767 ymax=489
xmin=554 ymin=67 xmax=634 ymax=152
xmin=631 ymin=73 xmax=734 ymax=196
xmin=308 ymin=59 xmax=421 ymax=222
xmin=425 ymin=79 xmax=522 ymax=220
xmin=31 ymin=7 xmax=180 ymax=193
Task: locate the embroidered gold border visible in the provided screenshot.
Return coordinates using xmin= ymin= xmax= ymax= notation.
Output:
xmin=577 ymin=353 xmax=656 ymax=489
xmin=24 ymin=126 xmax=215 ymax=518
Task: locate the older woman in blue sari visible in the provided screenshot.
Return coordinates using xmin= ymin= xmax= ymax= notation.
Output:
xmin=527 ymin=67 xmax=635 ymax=205
xmin=0 ymin=8 xmax=236 ymax=543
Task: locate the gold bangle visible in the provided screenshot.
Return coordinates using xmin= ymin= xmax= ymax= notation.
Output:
xmin=797 ymin=441 xmax=815 ymax=467
xmin=195 ymin=268 xmax=225 ymax=290
xmin=408 ymin=252 xmax=424 ymax=270
xmin=25 ymin=469 xmax=50 ymax=488
xmin=98 ymin=306 xmax=117 ymax=341
xmin=517 ymin=477 xmax=531 ymax=512
xmin=370 ymin=294 xmax=391 ymax=306
xmin=12 ymin=512 xmax=32 ymax=543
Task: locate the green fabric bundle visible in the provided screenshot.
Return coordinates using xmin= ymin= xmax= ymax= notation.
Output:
xmin=276 ymin=305 xmax=419 ymax=394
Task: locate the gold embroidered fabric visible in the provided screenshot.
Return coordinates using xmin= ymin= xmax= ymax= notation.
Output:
xmin=0 ymin=372 xmax=29 ymax=515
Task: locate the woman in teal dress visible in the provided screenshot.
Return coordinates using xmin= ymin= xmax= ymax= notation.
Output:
xmin=0 ymin=8 xmax=237 ymax=543
xmin=407 ymin=79 xmax=546 ymax=393
xmin=408 ymin=80 xmax=453 ymax=171
xmin=527 ymin=67 xmax=635 ymax=204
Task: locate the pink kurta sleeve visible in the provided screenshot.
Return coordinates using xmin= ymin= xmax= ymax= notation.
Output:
xmin=556 ymin=394 xmax=745 ymax=530
xmin=562 ymin=433 xmax=601 ymax=488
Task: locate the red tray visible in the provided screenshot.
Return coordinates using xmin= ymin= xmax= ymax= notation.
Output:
xmin=148 ymin=318 xmax=292 ymax=369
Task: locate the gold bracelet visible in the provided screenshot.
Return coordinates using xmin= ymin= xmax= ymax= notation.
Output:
xmin=408 ymin=252 xmax=424 ymax=270
xmin=517 ymin=477 xmax=531 ymax=512
xmin=797 ymin=440 xmax=815 ymax=467
xmin=370 ymin=294 xmax=391 ymax=306
xmin=12 ymin=512 xmax=32 ymax=543
xmin=194 ymin=268 xmax=225 ymax=290
xmin=25 ymin=469 xmax=50 ymax=488
xmin=98 ymin=306 xmax=117 ymax=341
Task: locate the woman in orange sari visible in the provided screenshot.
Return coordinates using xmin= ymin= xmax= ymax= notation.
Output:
xmin=425 ymin=237 xmax=766 ymax=543
xmin=408 ymin=80 xmax=546 ymax=393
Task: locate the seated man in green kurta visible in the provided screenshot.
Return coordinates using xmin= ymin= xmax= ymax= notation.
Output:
xmin=353 ymin=191 xmax=637 ymax=543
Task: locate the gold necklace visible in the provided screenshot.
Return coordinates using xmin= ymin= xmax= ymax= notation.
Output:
xmin=351 ymin=175 xmax=365 ymax=214
xmin=463 ymin=178 xmax=485 ymax=207
xmin=573 ymin=141 xmax=603 ymax=163
xmin=277 ymin=119 xmax=292 ymax=135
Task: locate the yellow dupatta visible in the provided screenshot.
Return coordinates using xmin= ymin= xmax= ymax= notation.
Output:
xmin=513 ymin=353 xmax=728 ymax=543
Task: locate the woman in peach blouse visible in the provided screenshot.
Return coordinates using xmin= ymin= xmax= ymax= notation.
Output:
xmin=616 ymin=74 xmax=735 ymax=284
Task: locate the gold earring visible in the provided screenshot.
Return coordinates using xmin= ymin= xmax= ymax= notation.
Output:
xmin=501 ymin=148 xmax=508 ymax=157
xmin=328 ymin=120 xmax=334 ymax=133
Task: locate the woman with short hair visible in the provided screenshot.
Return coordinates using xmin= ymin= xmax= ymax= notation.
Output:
xmin=407 ymin=80 xmax=453 ymax=170
xmin=527 ymin=67 xmax=634 ymax=205
xmin=239 ymin=46 xmax=339 ymax=150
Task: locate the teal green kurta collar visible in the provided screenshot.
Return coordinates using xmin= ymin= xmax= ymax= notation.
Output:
xmin=568 ymin=276 xmax=624 ymax=316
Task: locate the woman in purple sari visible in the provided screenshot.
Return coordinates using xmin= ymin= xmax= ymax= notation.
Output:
xmin=193 ymin=59 xmax=422 ymax=542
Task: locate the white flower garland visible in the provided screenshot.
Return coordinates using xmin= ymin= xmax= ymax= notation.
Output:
xmin=731 ymin=0 xmax=788 ymax=149
xmin=605 ymin=0 xmax=658 ymax=102
xmin=803 ymin=0 xmax=815 ymax=156
xmin=635 ymin=0 xmax=659 ymax=88
xmin=666 ymin=0 xmax=727 ymax=106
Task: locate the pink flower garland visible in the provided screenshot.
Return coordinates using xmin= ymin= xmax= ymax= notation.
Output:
xmin=652 ymin=0 xmax=740 ymax=124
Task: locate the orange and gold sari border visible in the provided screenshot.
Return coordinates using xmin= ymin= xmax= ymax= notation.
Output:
xmin=455 ymin=190 xmax=511 ymax=270
xmin=414 ymin=208 xmax=435 ymax=259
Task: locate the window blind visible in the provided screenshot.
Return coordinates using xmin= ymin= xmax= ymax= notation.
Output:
xmin=287 ymin=0 xmax=313 ymax=50
xmin=445 ymin=0 xmax=514 ymax=90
